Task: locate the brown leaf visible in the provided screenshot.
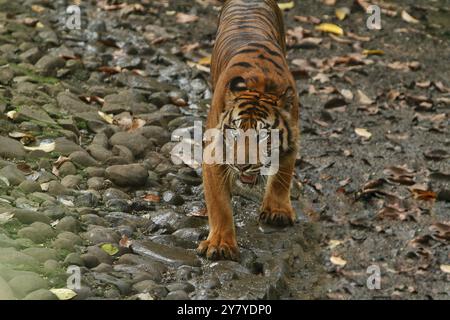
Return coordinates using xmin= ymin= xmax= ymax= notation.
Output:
xmin=187 ymin=207 xmax=208 ymax=218
xmin=383 ymin=165 xmax=415 ymax=185
xmin=98 ymin=66 xmax=122 ymax=74
xmin=143 ymin=194 xmax=160 ymax=203
xmin=377 ymin=205 xmax=408 ymax=221
xmin=429 ymin=223 xmax=450 ymax=241
xmin=119 ymin=235 xmax=132 ymax=248
xmin=410 ymin=189 xmax=437 ymax=201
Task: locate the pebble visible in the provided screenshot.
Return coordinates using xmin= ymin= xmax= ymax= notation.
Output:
xmin=87 ymin=177 xmax=107 ymax=190
xmin=69 ymin=151 xmax=99 ymax=167
xmin=54 ymin=137 xmax=85 ymax=155
xmin=13 ymin=209 xmax=51 ymax=225
xmin=81 ymin=226 xmax=121 ymax=245
xmin=61 ymin=175 xmax=82 ymax=188
xmin=47 ymin=180 xmax=72 ymax=196
xmin=109 ymin=132 xmax=149 ymax=157
xmin=0 ymin=165 xmax=26 ymax=185
xmin=0 ymin=277 xmax=15 ymax=300
xmin=17 ymin=222 xmax=56 ymax=244
xmin=131 ymin=240 xmax=200 ymax=268
xmin=18 ymin=180 xmax=42 ymax=194
xmin=86 ymin=167 xmax=105 ymax=178
xmin=165 ymin=290 xmax=190 ymax=300
xmin=105 ymin=164 xmax=148 ymax=187
xmin=132 ymin=280 xmax=168 ymax=298
xmin=21 ymin=248 xmax=58 ymax=263
xmin=58 ymin=161 xmax=77 ymax=177
xmin=8 ymin=274 xmax=48 ymax=298
xmin=23 ymin=289 xmax=58 ymax=300
xmin=74 ymin=192 xmax=99 ymax=207
xmin=64 ymin=253 xmax=84 ymax=266
xmin=86 ymin=246 xmax=114 ymax=265
xmin=55 ymin=216 xmax=80 ymax=233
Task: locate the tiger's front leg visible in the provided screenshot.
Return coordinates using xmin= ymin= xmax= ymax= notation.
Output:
xmin=197 ymin=163 xmax=240 ymax=261
xmin=260 ymin=152 xmax=296 ymax=226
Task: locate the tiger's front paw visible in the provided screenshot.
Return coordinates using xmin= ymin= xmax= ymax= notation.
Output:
xmin=259 ymin=206 xmax=295 ymax=227
xmin=197 ymin=233 xmax=239 ymax=261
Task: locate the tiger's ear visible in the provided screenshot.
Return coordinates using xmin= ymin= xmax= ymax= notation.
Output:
xmin=229 ymin=76 xmax=247 ymax=93
xmin=282 ymin=87 xmax=296 ymax=112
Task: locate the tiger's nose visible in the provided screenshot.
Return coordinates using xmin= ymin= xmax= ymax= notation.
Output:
xmin=236 ymin=164 xmax=252 ymax=172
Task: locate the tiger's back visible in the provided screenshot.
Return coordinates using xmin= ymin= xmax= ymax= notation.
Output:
xmin=211 ymin=0 xmax=288 ymax=88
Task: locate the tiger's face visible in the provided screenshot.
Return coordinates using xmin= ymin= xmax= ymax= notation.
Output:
xmin=218 ymin=75 xmax=296 ymax=185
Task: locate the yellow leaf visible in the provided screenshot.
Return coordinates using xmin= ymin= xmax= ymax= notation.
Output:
xmin=363 ymin=49 xmax=385 ymax=56
xmin=440 ymin=265 xmax=450 ymax=273
xmin=278 ymin=1 xmax=295 ymax=11
xmin=98 ymin=111 xmax=114 ymax=124
xmin=101 ymin=243 xmax=119 ymax=255
xmin=315 ymin=23 xmax=344 ymax=36
xmin=24 ymin=141 xmax=55 ymax=153
xmin=31 ymin=5 xmax=45 ymax=13
xmin=355 ymin=128 xmax=372 ymax=139
xmin=198 ymin=55 xmax=211 ymax=66
xmin=328 ymin=240 xmax=343 ymax=249
xmin=330 ymin=256 xmax=347 ymax=267
xmin=335 ymin=7 xmax=350 ymax=21
xmin=50 ymin=288 xmax=77 ymax=300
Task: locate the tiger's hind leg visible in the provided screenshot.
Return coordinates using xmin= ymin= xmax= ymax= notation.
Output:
xmin=197 ymin=163 xmax=240 ymax=261
xmin=259 ymin=152 xmax=296 ymax=227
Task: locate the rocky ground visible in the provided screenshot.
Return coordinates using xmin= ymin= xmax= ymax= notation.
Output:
xmin=0 ymin=0 xmax=449 ymax=300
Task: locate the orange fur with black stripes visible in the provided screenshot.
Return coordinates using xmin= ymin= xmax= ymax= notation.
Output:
xmin=197 ymin=0 xmax=300 ymax=260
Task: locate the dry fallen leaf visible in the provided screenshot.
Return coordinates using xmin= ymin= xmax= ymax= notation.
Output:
xmin=101 ymin=243 xmax=119 ymax=256
xmin=357 ymin=90 xmax=374 ymax=105
xmin=440 ymin=265 xmax=450 ymax=273
xmin=355 ymin=128 xmax=372 ymax=139
xmin=363 ymin=49 xmax=385 ymax=56
xmin=6 ymin=110 xmax=18 ymax=120
xmin=198 ymin=55 xmax=212 ymax=66
xmin=176 ymin=12 xmax=199 ymax=24
xmin=330 ymin=256 xmax=347 ymax=267
xmin=31 ymin=5 xmax=45 ymax=13
xmin=50 ymin=288 xmax=77 ymax=300
xmin=143 ymin=194 xmax=161 ymax=203
xmin=24 ymin=141 xmax=55 ymax=153
xmin=278 ymin=1 xmax=295 ymax=11
xmin=98 ymin=111 xmax=114 ymax=124
xmin=119 ymin=234 xmax=133 ymax=248
xmin=411 ymin=189 xmax=437 ymax=201
xmin=328 ymin=240 xmax=343 ymax=249
xmin=315 ymin=23 xmax=344 ymax=36
xmin=0 ymin=211 xmax=14 ymax=224
xmin=401 ymin=10 xmax=420 ymax=24
xmin=340 ymin=89 xmax=353 ymax=101
xmin=335 ymin=7 xmax=350 ymax=21
xmin=98 ymin=66 xmax=122 ymax=74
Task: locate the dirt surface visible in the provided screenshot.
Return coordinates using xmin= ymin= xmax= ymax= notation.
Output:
xmin=0 ymin=0 xmax=448 ymax=300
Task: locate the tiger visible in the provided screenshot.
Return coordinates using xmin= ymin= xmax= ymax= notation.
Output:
xmin=197 ymin=0 xmax=300 ymax=261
